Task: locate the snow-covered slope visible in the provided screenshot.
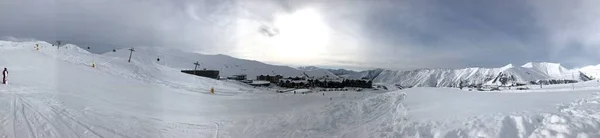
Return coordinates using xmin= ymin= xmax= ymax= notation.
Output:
xmin=303 ymin=67 xmax=384 ymax=80
xmin=344 ymin=69 xmax=385 ymax=80
xmin=325 ymin=68 xmax=358 ymax=76
xmin=224 ymin=87 xmax=600 ymax=137
xmin=3 ymin=40 xmax=600 ymax=137
xmin=576 ymin=64 xmax=600 ymax=79
xmin=296 ymin=66 xmax=322 ymax=71
xmin=365 ymin=62 xmax=592 ymax=87
xmin=103 ymin=47 xmax=335 ymax=79
xmin=0 ymin=40 xmax=265 ymax=137
xmin=521 ymin=62 xmax=571 ymax=78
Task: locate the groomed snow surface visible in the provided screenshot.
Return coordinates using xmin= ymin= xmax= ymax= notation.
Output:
xmin=1 ymin=41 xmax=600 ymax=138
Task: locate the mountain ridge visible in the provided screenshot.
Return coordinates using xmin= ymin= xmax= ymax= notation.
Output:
xmin=102 ymin=46 xmax=336 ymax=79
xmin=362 ymin=62 xmax=593 ymax=87
xmin=3 ymin=40 xmax=598 ymax=87
xmin=103 ymin=45 xmax=596 ymax=87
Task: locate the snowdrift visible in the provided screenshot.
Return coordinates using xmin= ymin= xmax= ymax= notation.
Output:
xmin=223 ymin=87 xmax=600 ymax=138
xmin=223 ymin=91 xmax=408 ymax=137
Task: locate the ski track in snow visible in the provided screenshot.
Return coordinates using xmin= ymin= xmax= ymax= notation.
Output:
xmin=0 ymin=86 xmax=217 ymax=138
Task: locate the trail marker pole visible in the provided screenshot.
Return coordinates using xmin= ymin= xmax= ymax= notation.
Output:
xmin=572 ymin=72 xmax=575 ymax=90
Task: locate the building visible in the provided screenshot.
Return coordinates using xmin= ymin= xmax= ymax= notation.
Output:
xmin=278 ymin=79 xmax=309 ymax=88
xmin=227 ymin=74 xmax=247 ymax=80
xmin=181 ymin=69 xmax=219 ymax=79
xmin=256 ymin=75 xmax=283 ymax=83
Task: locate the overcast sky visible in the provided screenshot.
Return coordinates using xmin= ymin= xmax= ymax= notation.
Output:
xmin=1 ymin=0 xmax=600 ymax=70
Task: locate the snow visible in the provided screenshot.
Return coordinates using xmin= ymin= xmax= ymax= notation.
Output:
xmin=326 ymin=68 xmax=359 ymax=76
xmin=365 ymin=62 xmax=592 ymax=87
xmin=224 ymin=86 xmax=600 ymax=137
xmin=521 ymin=62 xmax=573 ymax=79
xmin=403 ymin=87 xmax=595 ymax=121
xmin=2 ymin=40 xmax=600 ymax=137
xmin=500 ymin=63 xmax=514 ymax=71
xmin=577 ymin=64 xmax=600 ymax=79
xmin=250 ymin=80 xmax=270 ymax=85
xmin=344 ymin=69 xmax=384 ymax=80
xmin=0 ymin=41 xmax=262 ymax=137
xmin=102 ymin=47 xmax=336 ymax=79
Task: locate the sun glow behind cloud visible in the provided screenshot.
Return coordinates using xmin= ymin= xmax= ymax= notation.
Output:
xmin=271 ymin=8 xmax=330 ymax=59
xmin=234 ymin=7 xmax=337 ymax=66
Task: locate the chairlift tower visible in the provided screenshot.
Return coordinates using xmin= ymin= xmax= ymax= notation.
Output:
xmin=128 ymin=48 xmax=135 ymax=62
xmin=56 ymin=41 xmax=62 ymax=49
xmin=194 ymin=61 xmax=200 ymax=71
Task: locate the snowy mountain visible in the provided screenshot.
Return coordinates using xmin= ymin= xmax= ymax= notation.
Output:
xmin=296 ymin=66 xmax=322 ymax=71
xmin=356 ymin=62 xmax=592 ymax=87
xmin=99 ymin=46 xmax=593 ymax=88
xmin=298 ymin=67 xmax=369 ymax=79
xmin=344 ymin=68 xmax=385 ymax=80
xmin=103 ymin=47 xmax=336 ymax=79
xmin=576 ymin=64 xmax=600 ymax=79
xmin=325 ymin=68 xmax=358 ymax=76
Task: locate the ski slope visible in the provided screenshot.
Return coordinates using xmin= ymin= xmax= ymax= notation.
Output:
xmin=103 ymin=47 xmax=335 ymax=79
xmin=0 ymin=41 xmax=265 ymax=137
xmin=1 ymin=40 xmax=600 ymax=137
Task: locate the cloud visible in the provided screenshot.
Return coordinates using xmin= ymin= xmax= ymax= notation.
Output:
xmin=527 ymin=0 xmax=600 ymax=67
xmin=0 ymin=0 xmax=230 ymax=52
xmin=1 ymin=0 xmax=600 ymax=70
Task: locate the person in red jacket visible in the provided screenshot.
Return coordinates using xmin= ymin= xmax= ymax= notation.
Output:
xmin=2 ymin=68 xmax=7 ymax=84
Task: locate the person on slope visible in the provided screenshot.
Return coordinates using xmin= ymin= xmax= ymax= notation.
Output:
xmin=2 ymin=68 xmax=7 ymax=84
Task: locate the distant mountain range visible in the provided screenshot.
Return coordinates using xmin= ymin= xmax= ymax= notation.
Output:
xmin=319 ymin=62 xmax=594 ymax=87
xmin=92 ymin=44 xmax=600 ymax=87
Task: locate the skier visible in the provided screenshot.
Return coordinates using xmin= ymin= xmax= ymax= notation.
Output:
xmin=2 ymin=68 xmax=7 ymax=84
